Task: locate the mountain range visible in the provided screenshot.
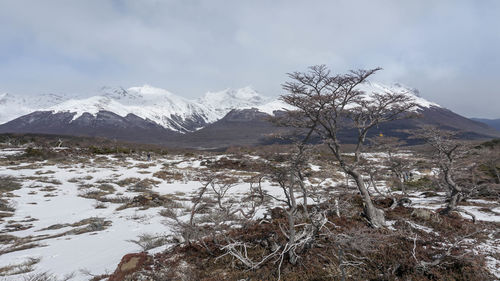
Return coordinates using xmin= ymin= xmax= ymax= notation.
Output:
xmin=470 ymin=118 xmax=500 ymax=132
xmin=0 ymin=83 xmax=498 ymax=149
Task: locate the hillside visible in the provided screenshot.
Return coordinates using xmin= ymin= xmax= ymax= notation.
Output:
xmin=471 ymin=118 xmax=500 ymax=132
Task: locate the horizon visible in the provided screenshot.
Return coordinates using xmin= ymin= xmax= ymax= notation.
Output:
xmin=1 ymin=0 xmax=499 ymax=119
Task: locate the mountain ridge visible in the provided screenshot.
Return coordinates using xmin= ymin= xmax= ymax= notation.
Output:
xmin=0 ymin=82 xmax=440 ymax=130
xmin=1 ymin=82 xmax=497 ymax=148
xmin=470 ymin=118 xmax=500 ymax=132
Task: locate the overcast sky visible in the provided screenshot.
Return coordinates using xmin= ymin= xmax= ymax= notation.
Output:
xmin=0 ymin=0 xmax=499 ymax=118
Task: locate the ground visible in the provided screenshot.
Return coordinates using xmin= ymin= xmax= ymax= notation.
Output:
xmin=0 ymin=145 xmax=498 ymax=280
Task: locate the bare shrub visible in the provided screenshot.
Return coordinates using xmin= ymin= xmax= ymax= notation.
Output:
xmin=127 ymin=233 xmax=168 ymax=251
xmin=93 ymin=202 xmax=108 ymax=209
xmin=0 ymin=257 xmax=40 ymax=276
xmin=0 ymin=198 xmax=15 ymax=212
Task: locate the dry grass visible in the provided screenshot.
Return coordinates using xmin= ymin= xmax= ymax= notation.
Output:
xmin=153 ymin=170 xmax=184 ymax=182
xmin=116 ymin=177 xmax=141 ymax=187
xmin=134 ymin=163 xmax=157 ymax=169
xmin=0 ymin=198 xmax=15 ymax=212
xmin=96 ymin=184 xmax=116 ymax=193
xmin=0 ymin=176 xmax=22 ymax=193
xmin=0 ymin=257 xmax=40 ymax=276
xmin=39 ymin=186 xmax=57 ymax=192
xmin=23 ymin=176 xmax=61 ymax=185
xmin=34 ymin=170 xmax=55 ymax=175
xmin=9 ymin=163 xmax=45 ymax=170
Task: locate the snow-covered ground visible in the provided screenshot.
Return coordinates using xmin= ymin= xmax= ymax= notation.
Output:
xmin=0 ymin=153 xmax=286 ymax=280
xmin=0 ymin=148 xmax=24 ymax=158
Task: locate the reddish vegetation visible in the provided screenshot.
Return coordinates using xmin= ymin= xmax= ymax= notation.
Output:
xmin=107 ymin=202 xmax=497 ymax=280
xmin=108 ymin=252 xmax=151 ymax=281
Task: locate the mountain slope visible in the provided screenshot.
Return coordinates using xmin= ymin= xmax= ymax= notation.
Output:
xmin=0 ymin=110 xmax=179 ymax=143
xmin=470 ymin=118 xmax=500 ymax=132
xmin=165 ymin=108 xmax=281 ymax=149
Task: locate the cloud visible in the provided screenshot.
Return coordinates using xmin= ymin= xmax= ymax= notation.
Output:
xmin=0 ymin=0 xmax=499 ymax=117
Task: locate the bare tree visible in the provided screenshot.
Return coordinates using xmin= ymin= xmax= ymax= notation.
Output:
xmin=165 ymin=173 xmax=267 ymax=249
xmin=369 ymin=135 xmax=416 ymax=195
xmin=216 ymin=128 xmax=332 ymax=277
xmin=279 ymin=65 xmax=417 ymax=228
xmin=265 ymin=141 xmax=324 ymax=266
xmin=418 ymin=127 xmax=477 ymax=221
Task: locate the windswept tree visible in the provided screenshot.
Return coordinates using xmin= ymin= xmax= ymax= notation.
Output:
xmin=280 ymin=65 xmax=417 ymax=228
xmin=418 ymin=127 xmax=478 ymax=221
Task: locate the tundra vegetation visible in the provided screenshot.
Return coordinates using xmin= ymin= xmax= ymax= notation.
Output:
xmin=0 ymin=68 xmax=499 ymax=281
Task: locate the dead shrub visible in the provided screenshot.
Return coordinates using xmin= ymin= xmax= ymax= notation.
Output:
xmin=127 ymin=233 xmax=168 ymax=251
xmin=0 ymin=176 xmax=22 ymax=193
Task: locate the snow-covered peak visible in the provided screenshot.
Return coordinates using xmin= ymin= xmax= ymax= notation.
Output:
xmin=0 ymin=92 xmax=71 ymax=124
xmin=100 ymin=85 xmax=169 ymax=104
xmin=29 ymin=93 xmax=71 ymax=109
xmin=49 ymin=96 xmax=127 ymax=120
xmin=0 ymin=93 xmax=30 ymax=124
xmin=100 ymin=86 xmax=129 ymax=99
xmin=243 ymin=99 xmax=296 ymax=115
xmin=198 ymin=86 xmax=271 ymax=115
xmin=356 ymin=82 xmax=440 ymax=109
xmin=49 ymin=86 xmax=221 ymax=132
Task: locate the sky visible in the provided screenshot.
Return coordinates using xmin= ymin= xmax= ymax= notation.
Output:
xmin=0 ymin=0 xmax=499 ymax=118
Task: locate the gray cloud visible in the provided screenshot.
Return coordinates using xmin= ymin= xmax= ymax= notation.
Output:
xmin=0 ymin=0 xmax=499 ymax=117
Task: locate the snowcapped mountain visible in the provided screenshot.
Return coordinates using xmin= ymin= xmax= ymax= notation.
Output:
xmin=39 ymin=85 xmax=284 ymax=133
xmin=356 ymin=82 xmax=441 ymax=109
xmin=49 ymin=85 xmax=220 ymax=133
xmin=1 ymin=82 xmax=441 ymax=131
xmin=1 ymin=85 xmax=276 ymax=134
xmin=198 ymin=86 xmax=272 ymax=116
xmin=1 ymin=82 xmax=439 ymax=127
xmin=0 ymin=93 xmax=33 ymax=125
xmin=2 ymin=81 xmax=497 ymax=147
xmin=0 ymin=92 xmax=70 ymax=124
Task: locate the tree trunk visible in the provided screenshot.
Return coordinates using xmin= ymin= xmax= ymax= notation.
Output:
xmin=350 ymin=169 xmax=386 ymax=228
xmin=400 ymin=179 xmax=407 ymax=195
xmin=443 ymin=168 xmax=462 ymax=213
xmin=445 ymin=190 xmax=460 ymax=212
xmin=287 ymin=174 xmax=298 ymax=265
